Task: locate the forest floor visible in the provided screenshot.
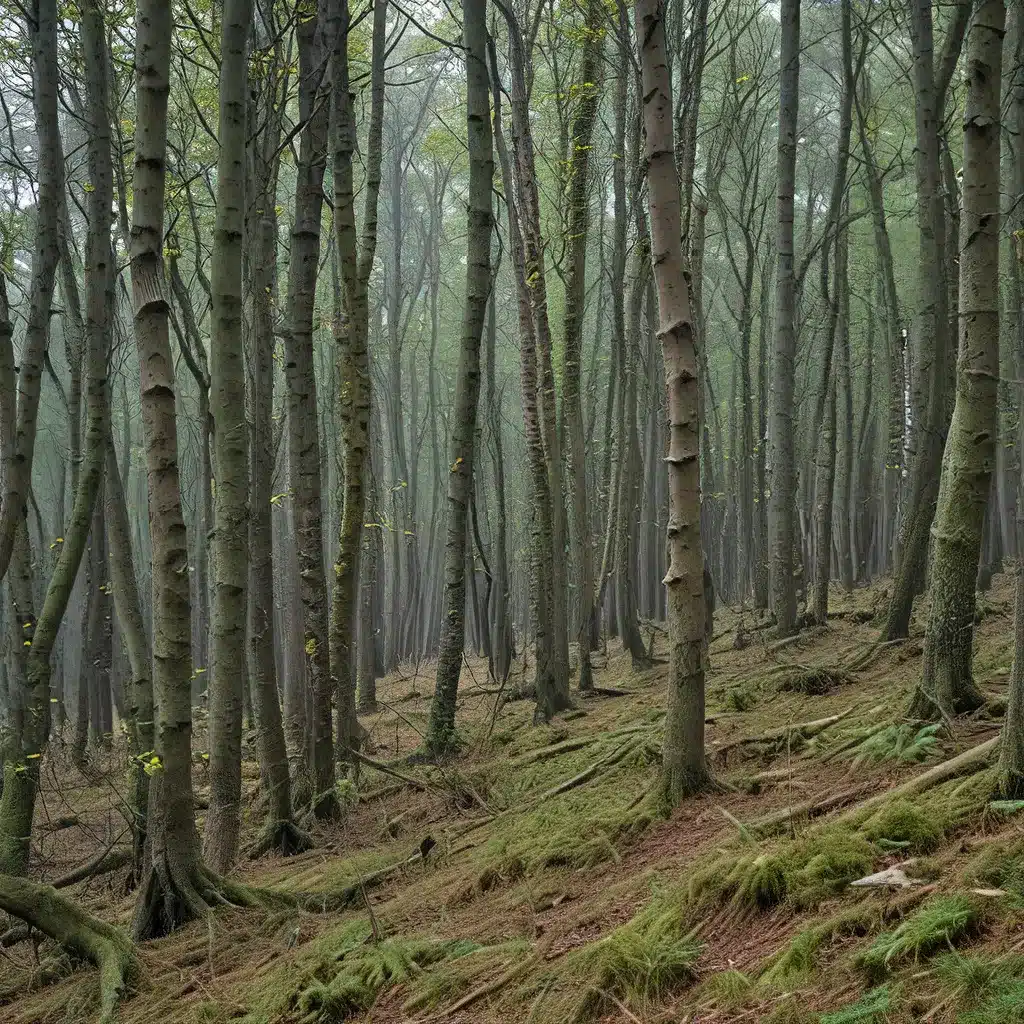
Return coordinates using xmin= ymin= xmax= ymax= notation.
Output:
xmin=3 ymin=570 xmax=1024 ymax=1024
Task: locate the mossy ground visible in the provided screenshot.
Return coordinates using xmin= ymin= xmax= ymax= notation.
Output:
xmin=3 ymin=573 xmax=1024 ymax=1023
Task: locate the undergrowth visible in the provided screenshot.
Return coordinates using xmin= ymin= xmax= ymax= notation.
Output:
xmin=856 ymin=894 xmax=985 ymax=979
xmin=242 ymin=922 xmax=479 ymax=1023
xmin=536 ymin=908 xmax=702 ymax=1022
xmin=819 ymin=985 xmax=893 ymax=1023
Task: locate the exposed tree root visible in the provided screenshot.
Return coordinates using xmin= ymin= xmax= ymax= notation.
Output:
xmin=537 ymin=739 xmax=643 ymax=801
xmin=0 ymin=873 xmax=139 ymax=1023
xmin=507 ymin=736 xmax=598 ymax=768
xmin=245 ymin=818 xmax=314 ymax=860
xmin=132 ymin=855 xmax=294 ymax=940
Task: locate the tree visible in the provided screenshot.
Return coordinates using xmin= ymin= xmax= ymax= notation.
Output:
xmin=329 ymin=0 xmax=386 ymax=764
xmin=129 ymin=0 xmax=222 ymax=938
xmin=767 ymin=0 xmax=801 ymax=635
xmin=635 ymin=0 xmax=709 ymax=802
xmin=882 ymin=0 xmax=972 ymax=640
xmin=912 ymin=0 xmax=1005 ymax=720
xmin=425 ymin=0 xmax=493 ymax=753
xmin=284 ymin=0 xmax=336 ymax=814
xmin=562 ymin=0 xmax=604 ymax=692
xmin=998 ymin=0 xmax=1024 ymax=796
xmin=204 ymin=0 xmax=254 ymax=874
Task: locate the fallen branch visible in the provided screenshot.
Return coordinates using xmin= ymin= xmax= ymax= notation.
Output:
xmin=714 ymin=708 xmax=854 ymax=756
xmin=747 ymin=783 xmax=873 ymax=835
xmin=353 ymin=750 xmax=430 ymax=791
xmin=52 ymin=846 xmax=131 ymax=890
xmin=298 ymin=848 xmax=427 ymax=912
xmin=836 ymin=736 xmax=1000 ymax=825
xmin=425 ymin=953 xmax=539 ymax=1018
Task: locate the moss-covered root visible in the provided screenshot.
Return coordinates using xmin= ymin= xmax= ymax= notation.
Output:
xmin=246 ymin=818 xmax=314 ymax=860
xmin=0 ymin=873 xmax=139 ymax=1022
xmin=132 ymin=854 xmax=295 ymax=940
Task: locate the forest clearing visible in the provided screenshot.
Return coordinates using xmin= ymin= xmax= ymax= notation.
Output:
xmin=3 ymin=576 xmax=1024 ymax=1024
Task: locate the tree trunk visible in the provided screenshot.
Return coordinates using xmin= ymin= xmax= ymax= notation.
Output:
xmin=330 ymin=0 xmax=386 ymax=763
xmin=204 ymin=0 xmax=253 ymax=874
xmin=883 ymin=0 xmax=970 ymax=640
xmin=0 ymin=0 xmax=63 ymax=587
xmin=636 ymin=0 xmax=709 ymax=801
xmin=426 ymin=0 xmax=493 ymax=752
xmin=912 ymin=0 xmax=1004 ymax=720
xmin=997 ymin=0 xmax=1024 ymax=794
xmin=244 ymin=25 xmax=304 ymax=856
xmin=105 ymin=436 xmax=153 ymax=879
xmin=0 ymin=0 xmax=109 ymax=876
xmin=561 ymin=0 xmax=603 ymax=692
xmin=130 ymin=0 xmax=224 ymax=939
xmin=767 ymin=0 xmax=801 ymax=634
xmin=283 ymin=0 xmax=335 ymax=813
xmin=487 ymin=35 xmax=566 ymax=715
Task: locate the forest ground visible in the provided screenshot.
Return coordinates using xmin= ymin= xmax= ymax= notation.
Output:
xmin=3 ymin=571 xmax=1023 ymax=1024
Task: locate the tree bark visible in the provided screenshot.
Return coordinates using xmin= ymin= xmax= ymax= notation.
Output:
xmin=129 ymin=0 xmax=226 ymax=939
xmin=284 ymin=0 xmax=335 ymax=813
xmin=425 ymin=0 xmax=493 ymax=753
xmin=998 ymin=0 xmax=1024 ymax=795
xmin=562 ymin=0 xmax=603 ymax=692
xmin=767 ymin=0 xmax=801 ymax=634
xmin=204 ymin=0 xmax=253 ymax=874
xmin=912 ymin=1 xmax=1004 ymax=720
xmin=635 ymin=0 xmax=709 ymax=801
xmin=0 ymin=0 xmax=63 ymax=587
xmin=330 ymin=0 xmax=386 ymax=765
xmin=883 ymin=0 xmax=970 ymax=640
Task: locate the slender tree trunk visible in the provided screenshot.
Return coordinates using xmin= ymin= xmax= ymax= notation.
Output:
xmin=330 ymin=0 xmax=386 ymax=763
xmin=204 ymin=0 xmax=253 ymax=874
xmin=562 ymin=0 xmax=603 ymax=692
xmin=425 ymin=0 xmax=493 ymax=752
xmin=284 ymin=2 xmax=335 ymax=812
xmin=0 ymin=0 xmax=107 ymax=876
xmin=244 ymin=26 xmax=304 ymax=856
xmin=130 ymin=0 xmax=232 ymax=939
xmin=0 ymin=0 xmax=63 ymax=588
xmin=495 ymin=0 xmax=571 ymax=713
xmin=883 ymin=0 xmax=969 ymax=640
xmin=912 ymin=1 xmax=1004 ymax=720
xmin=485 ymin=283 xmax=512 ymax=684
xmin=636 ymin=0 xmax=709 ymax=801
xmin=105 ymin=435 xmax=153 ymax=879
xmin=997 ymin=0 xmax=1024 ymax=794
xmin=488 ymin=36 xmax=565 ymax=714
xmin=767 ymin=0 xmax=801 ymax=634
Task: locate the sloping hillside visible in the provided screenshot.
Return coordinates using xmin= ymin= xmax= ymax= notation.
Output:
xmin=3 ymin=573 xmax=1022 ymax=1024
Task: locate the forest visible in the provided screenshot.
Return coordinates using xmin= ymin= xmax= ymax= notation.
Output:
xmin=0 ymin=0 xmax=1023 ymax=1020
